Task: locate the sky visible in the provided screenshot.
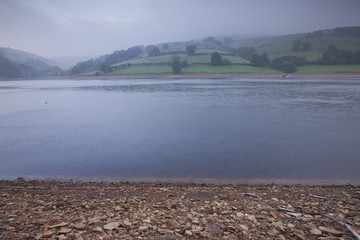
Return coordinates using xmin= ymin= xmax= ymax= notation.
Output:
xmin=1 ymin=0 xmax=360 ymax=59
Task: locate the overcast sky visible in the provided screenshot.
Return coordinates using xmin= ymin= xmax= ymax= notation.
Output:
xmin=1 ymin=0 xmax=360 ymax=58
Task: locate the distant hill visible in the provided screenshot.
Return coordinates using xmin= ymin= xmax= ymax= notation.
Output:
xmin=65 ymin=26 xmax=360 ymax=76
xmin=232 ymin=26 xmax=360 ymax=61
xmin=0 ymin=47 xmax=64 ymax=78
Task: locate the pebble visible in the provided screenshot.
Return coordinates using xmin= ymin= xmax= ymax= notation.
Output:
xmin=0 ymin=180 xmax=358 ymax=239
xmin=103 ymin=222 xmax=119 ymax=231
xmin=310 ymin=228 xmax=322 ymax=236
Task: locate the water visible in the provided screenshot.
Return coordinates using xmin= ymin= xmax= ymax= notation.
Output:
xmin=1 ymin=78 xmax=360 ymax=184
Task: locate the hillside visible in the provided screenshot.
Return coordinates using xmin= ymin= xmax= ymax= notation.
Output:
xmin=0 ymin=47 xmax=64 ymax=78
xmin=70 ymin=26 xmax=360 ymax=76
xmin=232 ymin=28 xmax=360 ymax=61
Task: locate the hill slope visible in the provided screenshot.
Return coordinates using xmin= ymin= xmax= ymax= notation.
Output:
xmin=0 ymin=47 xmax=64 ymax=78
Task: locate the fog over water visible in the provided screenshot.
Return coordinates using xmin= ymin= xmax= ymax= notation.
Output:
xmin=0 ymin=0 xmax=360 ymax=58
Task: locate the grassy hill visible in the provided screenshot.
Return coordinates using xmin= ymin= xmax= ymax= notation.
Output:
xmin=73 ymin=26 xmax=360 ymax=76
xmin=232 ymin=33 xmax=360 ymax=61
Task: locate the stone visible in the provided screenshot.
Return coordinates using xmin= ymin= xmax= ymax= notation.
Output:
xmin=245 ymin=214 xmax=256 ymax=221
xmin=58 ymin=227 xmax=72 ymax=234
xmin=168 ymin=220 xmax=181 ymax=230
xmin=205 ymin=224 xmax=221 ymax=234
xmin=103 ymin=222 xmax=119 ymax=231
xmin=73 ymin=223 xmax=87 ymax=230
xmin=185 ymin=230 xmax=193 ymax=236
xmin=287 ymin=223 xmax=295 ymax=228
xmin=139 ymin=225 xmax=149 ymax=231
xmin=49 ymin=222 xmax=69 ymax=229
xmin=236 ymin=212 xmax=244 ymax=218
xmin=239 ymin=224 xmax=249 ymax=232
xmin=93 ymin=227 xmax=104 ymax=233
xmin=318 ymin=226 xmax=344 ymax=235
xmin=143 ymin=218 xmax=151 ymax=223
xmin=310 ymin=228 xmax=322 ymax=236
xmin=43 ymin=230 xmax=55 ymax=237
xmin=57 ymin=235 xmax=68 ymax=240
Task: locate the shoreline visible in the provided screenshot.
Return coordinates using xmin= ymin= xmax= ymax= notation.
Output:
xmin=2 ymin=175 xmax=359 ymax=186
xmin=1 ymin=179 xmax=359 ymax=239
xmin=2 ymin=72 xmax=360 ymax=81
xmin=59 ymin=72 xmax=360 ymax=80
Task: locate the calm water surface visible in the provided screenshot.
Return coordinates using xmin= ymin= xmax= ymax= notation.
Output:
xmin=1 ymin=78 xmax=360 ymax=184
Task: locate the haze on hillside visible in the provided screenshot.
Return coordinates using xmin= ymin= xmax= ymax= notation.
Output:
xmin=1 ymin=0 xmax=359 ymax=59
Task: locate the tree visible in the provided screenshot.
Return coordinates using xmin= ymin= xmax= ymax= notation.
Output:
xmin=149 ymin=47 xmax=160 ymax=57
xmin=211 ymin=52 xmax=222 ymax=66
xmin=145 ymin=45 xmax=155 ymax=54
xmin=162 ymin=43 xmax=169 ymax=50
xmin=99 ymin=62 xmax=111 ymax=73
xmin=271 ymin=56 xmax=303 ymax=73
xmin=237 ymin=47 xmax=257 ymax=60
xmin=293 ymin=40 xmax=302 ymax=51
xmin=204 ymin=36 xmax=216 ymax=43
xmin=222 ymin=59 xmax=230 ymax=65
xmin=250 ymin=52 xmax=269 ymax=67
xmin=186 ymin=45 xmax=197 ymax=56
xmin=301 ymin=41 xmax=311 ymax=51
xmin=222 ymin=37 xmax=233 ymax=46
xmin=171 ymin=55 xmax=182 ymax=74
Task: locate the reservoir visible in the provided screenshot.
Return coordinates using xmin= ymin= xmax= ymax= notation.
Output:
xmin=1 ymin=78 xmax=360 ymax=184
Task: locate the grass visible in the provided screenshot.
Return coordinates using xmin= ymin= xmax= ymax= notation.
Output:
xmin=244 ymin=34 xmax=360 ymax=61
xmin=297 ymin=64 xmax=360 ymax=73
xmin=111 ymin=65 xmax=172 ymax=74
xmin=182 ymin=64 xmax=280 ymax=73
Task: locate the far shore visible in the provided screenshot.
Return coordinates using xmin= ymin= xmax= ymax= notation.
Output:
xmin=60 ymin=72 xmax=360 ymax=80
xmin=2 ymin=72 xmax=360 ymax=81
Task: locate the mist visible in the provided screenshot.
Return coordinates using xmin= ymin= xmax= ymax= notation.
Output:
xmin=1 ymin=0 xmax=359 ymax=59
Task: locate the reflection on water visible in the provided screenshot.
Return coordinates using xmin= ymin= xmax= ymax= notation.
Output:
xmin=0 ymin=78 xmax=360 ymax=184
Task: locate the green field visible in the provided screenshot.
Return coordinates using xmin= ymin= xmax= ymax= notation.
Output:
xmin=297 ymin=64 xmax=360 ymax=73
xmin=233 ymin=34 xmax=360 ymax=61
xmin=114 ymin=54 xmax=249 ymax=66
xmin=183 ymin=64 xmax=279 ymax=73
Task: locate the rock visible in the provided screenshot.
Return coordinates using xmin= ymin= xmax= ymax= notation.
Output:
xmin=143 ymin=218 xmax=151 ymax=223
xmin=245 ymin=214 xmax=256 ymax=221
xmin=73 ymin=223 xmax=87 ymax=230
xmin=294 ymin=233 xmax=306 ymax=240
xmin=192 ymin=218 xmax=199 ymax=224
xmin=185 ymin=230 xmax=193 ymax=236
xmin=318 ymin=226 xmax=344 ymax=235
xmin=57 ymin=235 xmax=68 ymax=240
xmin=239 ymin=224 xmax=249 ymax=232
xmin=244 ymin=193 xmax=257 ymax=198
xmin=205 ymin=224 xmax=221 ymax=234
xmin=43 ymin=230 xmax=55 ymax=237
xmin=267 ymin=229 xmax=279 ymax=237
xmin=286 ymin=223 xmax=295 ymax=228
xmin=93 ymin=227 xmax=103 ymax=233
xmin=123 ymin=219 xmax=132 ymax=227
xmin=236 ymin=212 xmax=244 ymax=218
xmin=139 ymin=225 xmax=149 ymax=231
xmin=49 ymin=222 xmax=69 ymax=229
xmin=168 ymin=220 xmax=181 ymax=230
xmin=58 ymin=227 xmax=72 ymax=234
xmin=103 ymin=222 xmax=119 ymax=231
xmin=272 ymin=198 xmax=279 ymax=202
xmin=310 ymin=228 xmax=322 ymax=236
xmin=287 ymin=212 xmax=301 ymax=217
